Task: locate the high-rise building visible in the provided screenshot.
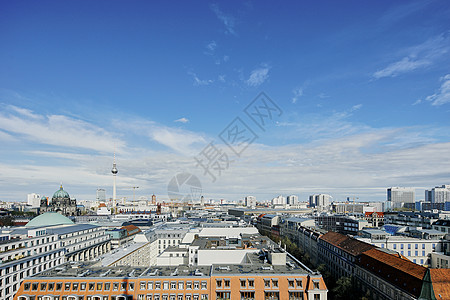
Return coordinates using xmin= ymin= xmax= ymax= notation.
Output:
xmin=27 ymin=193 xmax=40 ymax=207
xmin=287 ymin=195 xmax=298 ymax=205
xmin=309 ymin=194 xmax=331 ymax=211
xmin=96 ymin=188 xmax=106 ymax=202
xmin=271 ymin=195 xmax=286 ymax=206
xmin=245 ymin=196 xmax=256 ymax=208
xmin=425 ymin=185 xmax=450 ymax=203
xmin=387 ymin=187 xmax=415 ymax=209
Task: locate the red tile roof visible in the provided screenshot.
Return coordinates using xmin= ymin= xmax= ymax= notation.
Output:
xmin=121 ymin=224 xmax=141 ymax=236
xmin=364 ymin=212 xmax=384 ymax=217
xmin=429 ymin=269 xmax=450 ymax=300
xmin=320 ymin=231 xmax=375 ymax=256
xmin=358 ymin=248 xmax=426 ymax=297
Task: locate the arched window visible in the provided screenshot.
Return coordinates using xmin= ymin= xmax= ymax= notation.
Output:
xmin=18 ymin=297 xmax=28 ymax=300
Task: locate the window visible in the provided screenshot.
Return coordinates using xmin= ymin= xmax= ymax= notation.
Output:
xmin=163 ymin=282 xmax=169 ymax=290
xmin=104 ymin=283 xmax=111 ymax=291
xmin=408 ymin=251 xmax=411 ymax=256
xmin=296 ymin=280 xmax=302 ymax=288
xmin=194 ymin=282 xmax=199 ymax=290
xmin=89 ymin=283 xmax=95 ymax=291
xmin=272 ymin=280 xmax=278 ymax=288
xmin=422 ymin=251 xmax=425 ymax=256
xmin=216 ymin=280 xmax=222 ymax=288
xmin=224 ymin=280 xmax=230 ymax=288
xmin=422 ymin=244 xmax=425 ymax=249
xmin=216 ymin=292 xmax=230 ymax=299
xmin=264 ymin=280 xmax=270 ymax=288
xmin=400 ymin=244 xmax=404 ymax=249
xmin=313 ymin=281 xmax=319 ymax=289
xmin=314 ymin=295 xmax=320 ymax=300
xmin=187 ymin=282 xmax=192 ymax=289
xmin=171 ymin=282 xmax=176 ymax=290
xmin=24 ymin=283 xmax=31 ymax=291
xmin=415 ymin=244 xmax=418 ymax=249
xmin=56 ymin=283 xmax=62 ymax=291
xmin=72 ymin=283 xmax=79 ymax=291
xmin=201 ymin=282 xmax=207 ymax=290
xmin=113 ymin=282 xmax=119 ymax=291
xmin=148 ymin=282 xmax=154 ymax=290
xmin=178 ymin=282 xmax=184 ymax=290
xmin=288 ymin=280 xmax=294 ymax=288
xmin=241 ymin=280 xmax=246 ymax=288
xmin=40 ymin=283 xmax=47 ymax=291
xmin=248 ymin=280 xmax=254 ymax=288
xmin=393 ymin=244 xmax=397 ymax=249
xmin=156 ymin=282 xmax=161 ymax=290
xmin=65 ymin=283 xmax=71 ymax=291
xmin=80 ymin=282 xmax=86 ymax=291
xmin=129 ymin=283 xmax=135 ymax=291
xmin=408 ymin=244 xmax=411 ymax=250
xmin=141 ymin=282 xmax=146 ymax=290
xmin=415 ymin=251 xmax=418 ymax=256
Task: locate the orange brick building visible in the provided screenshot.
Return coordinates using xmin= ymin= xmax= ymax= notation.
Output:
xmin=15 ymin=258 xmax=327 ymax=300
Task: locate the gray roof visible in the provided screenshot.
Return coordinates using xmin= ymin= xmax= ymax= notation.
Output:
xmin=47 ymin=224 xmax=99 ymax=235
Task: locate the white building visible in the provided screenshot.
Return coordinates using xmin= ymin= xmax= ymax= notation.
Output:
xmin=26 ymin=193 xmax=40 ymax=208
xmin=309 ymin=194 xmax=331 ymax=211
xmin=0 ymin=229 xmax=64 ymax=300
xmin=387 ymin=187 xmax=415 ymax=209
xmin=271 ymin=195 xmax=286 ymax=206
xmin=244 ymin=196 xmax=256 ymax=208
xmin=287 ymin=195 xmax=299 ymax=205
xmin=96 ymin=188 xmax=106 ymax=202
xmin=425 ymin=185 xmax=450 ymax=203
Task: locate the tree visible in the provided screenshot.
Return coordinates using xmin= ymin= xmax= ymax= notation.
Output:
xmin=332 ymin=276 xmax=357 ymax=300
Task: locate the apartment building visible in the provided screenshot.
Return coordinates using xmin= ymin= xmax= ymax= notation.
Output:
xmin=15 ymin=234 xmax=329 ymax=300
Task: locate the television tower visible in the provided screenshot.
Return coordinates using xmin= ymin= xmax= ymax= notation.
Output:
xmin=111 ymin=151 xmax=118 ymax=214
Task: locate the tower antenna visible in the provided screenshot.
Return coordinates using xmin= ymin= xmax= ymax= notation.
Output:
xmin=111 ymin=146 xmax=118 ymax=214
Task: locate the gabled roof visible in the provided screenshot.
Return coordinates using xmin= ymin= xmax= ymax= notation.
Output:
xmin=320 ymin=231 xmax=375 ymax=256
xmin=429 ymin=269 xmax=450 ymax=300
xmin=358 ymin=248 xmax=426 ymax=298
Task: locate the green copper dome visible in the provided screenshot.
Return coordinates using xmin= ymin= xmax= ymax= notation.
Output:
xmin=25 ymin=212 xmax=74 ymax=227
xmin=53 ymin=185 xmax=70 ymax=199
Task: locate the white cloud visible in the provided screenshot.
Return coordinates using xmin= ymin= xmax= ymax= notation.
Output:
xmin=210 ymin=4 xmax=236 ymax=36
xmin=291 ymin=87 xmax=304 ymax=104
xmin=174 ymin=117 xmax=189 ymax=124
xmin=373 ymin=57 xmax=430 ymax=79
xmin=350 ymin=104 xmax=363 ymax=111
xmin=246 ymin=67 xmax=269 ymax=87
xmin=206 ymin=41 xmax=217 ymax=52
xmin=424 ymin=74 xmax=450 ymax=106
xmin=0 ymin=107 xmax=124 ymax=153
xmin=188 ymin=72 xmax=213 ymax=86
xmin=373 ymin=32 xmax=450 ymax=79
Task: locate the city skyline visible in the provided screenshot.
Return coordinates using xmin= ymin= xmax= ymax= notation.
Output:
xmin=1 ymin=1 xmax=450 ymax=202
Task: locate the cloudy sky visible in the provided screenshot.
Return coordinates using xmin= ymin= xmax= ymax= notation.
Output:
xmin=1 ymin=1 xmax=450 ymax=203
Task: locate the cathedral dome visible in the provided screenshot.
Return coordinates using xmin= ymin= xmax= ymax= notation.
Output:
xmin=53 ymin=185 xmax=70 ymax=199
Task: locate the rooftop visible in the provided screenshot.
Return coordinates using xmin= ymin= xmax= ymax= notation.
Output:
xmin=25 ymin=212 xmax=74 ymax=228
xmin=320 ymin=231 xmax=375 ymax=256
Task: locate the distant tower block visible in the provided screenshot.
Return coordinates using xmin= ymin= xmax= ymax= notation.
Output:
xmin=201 ymin=195 xmax=205 ymax=206
xmin=111 ymin=152 xmax=118 ymax=214
xmin=152 ymin=194 xmax=156 ymax=205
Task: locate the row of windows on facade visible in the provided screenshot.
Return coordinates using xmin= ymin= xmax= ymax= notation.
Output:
xmin=62 ymin=234 xmax=104 ymax=247
xmin=24 ymin=280 xmax=209 ymax=292
xmin=18 ymin=291 xmax=316 ymax=300
xmin=1 ymin=252 xmax=62 ymax=276
xmin=1 ymin=258 xmax=63 ymax=300
xmin=2 ymin=243 xmax=58 ymax=262
xmin=0 ymin=236 xmax=57 ymax=252
xmin=19 ymin=293 xmax=208 ymax=300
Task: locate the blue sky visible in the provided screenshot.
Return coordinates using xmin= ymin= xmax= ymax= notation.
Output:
xmin=1 ymin=0 xmax=450 ymax=203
